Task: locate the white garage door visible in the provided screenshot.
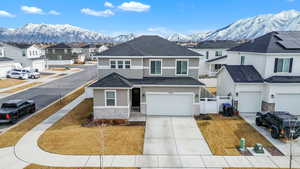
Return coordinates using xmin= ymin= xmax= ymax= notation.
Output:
xmin=0 ymin=64 xmax=13 ymax=78
xmin=276 ymin=94 xmax=300 ymax=115
xmin=146 ymin=93 xmax=193 ymax=116
xmin=238 ymin=92 xmax=261 ymax=113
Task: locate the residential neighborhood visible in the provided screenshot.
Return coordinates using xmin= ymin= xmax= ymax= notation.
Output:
xmin=1 ymin=1 xmax=300 ymax=169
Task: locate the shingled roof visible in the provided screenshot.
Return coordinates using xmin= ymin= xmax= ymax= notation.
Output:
xmin=265 ymin=76 xmax=300 ymax=83
xmin=229 ymin=31 xmax=300 ymax=53
xmin=99 ymin=35 xmax=202 ymax=56
xmin=0 ymin=57 xmax=14 ymax=62
xmin=89 ymin=72 xmax=204 ymax=88
xmin=195 ymin=40 xmax=240 ymax=49
xmin=224 ymin=65 xmax=264 ymax=83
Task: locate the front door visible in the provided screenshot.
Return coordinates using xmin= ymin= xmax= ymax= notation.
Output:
xmin=131 ymin=88 xmax=140 ymax=111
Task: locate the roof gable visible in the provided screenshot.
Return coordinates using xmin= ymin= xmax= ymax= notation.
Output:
xmin=89 ymin=72 xmax=132 ymax=88
xmin=225 ymin=65 xmax=264 ymax=83
xmin=100 ymin=35 xmax=202 ymax=56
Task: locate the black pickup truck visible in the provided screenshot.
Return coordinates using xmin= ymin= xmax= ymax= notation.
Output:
xmin=256 ymin=111 xmax=300 ymax=139
xmin=0 ymin=100 xmax=36 ymax=124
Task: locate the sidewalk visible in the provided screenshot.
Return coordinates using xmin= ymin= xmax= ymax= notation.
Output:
xmin=0 ymin=94 xmax=298 ymax=168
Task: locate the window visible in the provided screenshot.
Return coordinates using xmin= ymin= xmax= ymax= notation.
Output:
xmin=206 ymin=51 xmax=209 ymax=59
xmin=117 ymin=60 xmax=124 ymax=69
xmin=105 ymin=90 xmax=116 ymax=106
xmin=22 ymin=51 xmax=26 ymax=57
xmin=215 ymin=51 xmax=222 ymax=56
xmin=241 ymin=56 xmax=245 ymax=65
xmin=110 ymin=60 xmax=131 ymax=69
xmin=125 ymin=60 xmax=131 ymax=69
xmin=274 ymin=58 xmax=293 ymax=73
xmin=0 ymin=49 xmax=3 ymax=56
xmin=176 ymin=60 xmax=188 ymax=75
xmin=110 ymin=60 xmax=116 ymax=69
xmin=150 ymin=60 xmax=162 ymax=75
xmin=64 ymin=49 xmax=68 ymax=54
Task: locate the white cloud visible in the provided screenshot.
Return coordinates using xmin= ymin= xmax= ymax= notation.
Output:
xmin=21 ymin=6 xmax=44 ymax=14
xmin=104 ymin=1 xmax=114 ymax=8
xmin=81 ymin=8 xmax=114 ymax=17
xmin=118 ymin=1 xmax=150 ymax=12
xmin=0 ymin=10 xmax=15 ymax=17
xmin=49 ymin=10 xmax=60 ymax=15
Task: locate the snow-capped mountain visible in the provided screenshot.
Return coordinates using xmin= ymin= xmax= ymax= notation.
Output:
xmin=113 ymin=33 xmax=137 ymax=42
xmin=0 ymin=23 xmax=112 ymax=43
xmin=205 ymin=10 xmax=300 ymax=40
xmin=1 ymin=10 xmax=300 ymax=43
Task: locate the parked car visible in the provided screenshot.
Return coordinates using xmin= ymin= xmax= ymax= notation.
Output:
xmin=6 ymin=71 xmax=28 ymax=80
xmin=256 ymin=111 xmax=300 ymax=139
xmin=0 ymin=100 xmax=36 ymax=124
xmin=23 ymin=70 xmax=40 ymax=79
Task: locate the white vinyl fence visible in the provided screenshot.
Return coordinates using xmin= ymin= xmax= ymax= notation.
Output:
xmin=46 ymin=60 xmax=74 ymax=65
xmin=200 ymin=96 xmax=232 ymax=114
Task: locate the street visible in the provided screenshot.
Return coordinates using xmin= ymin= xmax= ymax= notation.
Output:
xmin=0 ymin=64 xmax=97 ymax=131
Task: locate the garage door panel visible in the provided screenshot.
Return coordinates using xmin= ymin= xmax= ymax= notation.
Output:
xmin=276 ymin=94 xmax=300 ymax=115
xmin=146 ymin=93 xmax=193 ymax=116
xmin=239 ymin=92 xmax=261 ymax=113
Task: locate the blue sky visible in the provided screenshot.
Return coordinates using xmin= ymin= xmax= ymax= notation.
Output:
xmin=0 ymin=0 xmax=300 ymax=35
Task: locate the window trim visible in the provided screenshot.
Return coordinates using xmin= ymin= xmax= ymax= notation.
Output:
xmin=215 ymin=51 xmax=223 ymax=57
xmin=105 ymin=90 xmax=117 ymax=107
xmin=149 ymin=59 xmax=162 ymax=76
xmin=109 ymin=59 xmax=131 ymax=69
xmin=175 ymin=59 xmax=189 ymax=76
xmin=274 ymin=58 xmax=293 ymax=73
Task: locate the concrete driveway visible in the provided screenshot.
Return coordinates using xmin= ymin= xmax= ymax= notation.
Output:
xmin=143 ymin=116 xmax=212 ymax=155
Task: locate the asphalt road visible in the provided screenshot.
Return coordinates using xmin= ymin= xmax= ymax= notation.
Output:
xmin=0 ymin=64 xmax=97 ymax=131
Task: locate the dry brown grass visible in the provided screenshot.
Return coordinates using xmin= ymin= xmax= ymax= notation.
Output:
xmin=197 ymin=114 xmax=275 ymax=156
xmin=0 ymin=82 xmax=42 ymax=93
xmin=24 ymin=164 xmax=137 ymax=169
xmin=0 ymin=85 xmax=87 ymax=148
xmin=0 ymin=79 xmax=26 ymax=89
xmin=49 ymin=67 xmax=68 ymax=71
xmin=38 ymin=99 xmax=145 ymax=155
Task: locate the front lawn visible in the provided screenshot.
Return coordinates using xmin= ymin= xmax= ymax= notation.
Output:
xmin=197 ymin=114 xmax=276 ymax=156
xmin=0 ymin=79 xmax=26 ymax=89
xmin=38 ymin=99 xmax=145 ymax=155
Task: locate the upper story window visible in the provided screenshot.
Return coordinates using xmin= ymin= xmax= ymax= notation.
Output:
xmin=274 ymin=58 xmax=293 ymax=73
xmin=22 ymin=50 xmax=26 ymax=57
xmin=105 ymin=90 xmax=116 ymax=107
xmin=206 ymin=51 xmax=209 ymax=59
xmin=176 ymin=60 xmax=188 ymax=75
xmin=64 ymin=49 xmax=68 ymax=54
xmin=110 ymin=60 xmax=131 ymax=69
xmin=215 ymin=51 xmax=222 ymax=57
xmin=240 ymin=56 xmax=245 ymax=65
xmin=150 ymin=59 xmax=162 ymax=75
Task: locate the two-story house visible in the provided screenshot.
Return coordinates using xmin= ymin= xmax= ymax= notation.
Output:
xmin=1 ymin=43 xmax=46 ymax=72
xmin=46 ymin=43 xmax=77 ymax=60
xmin=88 ymin=36 xmax=204 ymax=120
xmin=217 ymin=31 xmax=300 ymax=115
xmin=190 ymin=40 xmax=240 ymax=77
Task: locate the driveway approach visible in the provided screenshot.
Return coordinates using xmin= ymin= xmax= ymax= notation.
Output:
xmin=143 ymin=116 xmax=212 ymax=155
xmin=0 ymin=65 xmax=96 ymax=132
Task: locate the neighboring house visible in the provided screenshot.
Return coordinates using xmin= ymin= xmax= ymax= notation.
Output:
xmin=82 ymin=44 xmax=109 ymax=60
xmin=190 ymin=40 xmax=240 ymax=77
xmin=1 ymin=43 xmax=46 ymax=72
xmin=217 ymin=31 xmax=300 ymax=115
xmin=46 ymin=43 xmax=77 ymax=60
xmin=89 ymin=35 xmax=204 ymax=120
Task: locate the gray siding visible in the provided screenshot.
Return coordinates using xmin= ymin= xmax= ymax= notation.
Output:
xmin=98 ymin=58 xmax=143 ymax=79
xmin=93 ymin=89 xmax=130 ymax=119
xmin=2 ymin=44 xmax=32 ymax=67
xmin=143 ymin=58 xmax=199 ymax=79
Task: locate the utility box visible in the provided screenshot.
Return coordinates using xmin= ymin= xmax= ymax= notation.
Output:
xmin=239 ymin=138 xmax=246 ymax=151
xmin=254 ymin=143 xmax=264 ymax=154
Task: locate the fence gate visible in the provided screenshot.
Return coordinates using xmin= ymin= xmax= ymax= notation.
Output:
xmin=200 ymin=96 xmax=232 ymax=114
